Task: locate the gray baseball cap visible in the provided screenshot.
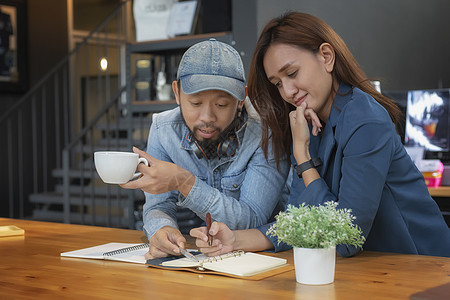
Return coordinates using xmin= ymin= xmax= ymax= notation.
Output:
xmin=177 ymin=38 xmax=246 ymax=101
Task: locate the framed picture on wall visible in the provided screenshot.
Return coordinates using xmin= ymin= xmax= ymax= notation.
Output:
xmin=0 ymin=0 xmax=27 ymax=93
xmin=166 ymin=0 xmax=200 ymax=38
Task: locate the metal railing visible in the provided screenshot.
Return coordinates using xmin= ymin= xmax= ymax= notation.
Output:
xmin=61 ymin=84 xmax=132 ymax=228
xmin=0 ymin=0 xmax=140 ymax=228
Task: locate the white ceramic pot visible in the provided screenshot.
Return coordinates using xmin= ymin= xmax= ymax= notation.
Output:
xmin=293 ymin=246 xmax=336 ymax=285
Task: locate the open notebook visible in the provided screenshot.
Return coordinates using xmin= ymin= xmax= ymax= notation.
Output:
xmin=60 ymin=242 xmax=148 ymax=264
xmin=147 ymin=250 xmax=292 ymax=280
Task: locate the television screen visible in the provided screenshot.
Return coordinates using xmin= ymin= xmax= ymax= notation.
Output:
xmin=404 ymin=89 xmax=450 ymax=152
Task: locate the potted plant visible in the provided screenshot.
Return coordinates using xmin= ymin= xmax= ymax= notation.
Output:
xmin=267 ymin=201 xmax=365 ymax=285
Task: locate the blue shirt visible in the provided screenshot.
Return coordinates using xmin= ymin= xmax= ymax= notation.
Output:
xmin=259 ymin=84 xmax=450 ymax=257
xmin=143 ymin=100 xmax=290 ymax=239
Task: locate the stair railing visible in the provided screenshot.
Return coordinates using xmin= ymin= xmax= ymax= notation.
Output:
xmin=0 ymin=0 xmax=139 ymax=228
xmin=62 ymin=84 xmax=131 ymax=227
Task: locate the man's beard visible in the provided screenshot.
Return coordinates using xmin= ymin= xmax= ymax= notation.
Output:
xmin=181 ymin=107 xmax=243 ymax=159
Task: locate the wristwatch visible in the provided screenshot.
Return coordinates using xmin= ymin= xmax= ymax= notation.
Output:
xmin=294 ymin=158 xmax=323 ymax=178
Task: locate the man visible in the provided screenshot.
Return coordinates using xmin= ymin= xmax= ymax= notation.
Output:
xmin=121 ymin=39 xmax=289 ymax=259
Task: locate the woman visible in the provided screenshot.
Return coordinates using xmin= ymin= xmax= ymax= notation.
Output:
xmin=190 ymin=12 xmax=450 ymax=257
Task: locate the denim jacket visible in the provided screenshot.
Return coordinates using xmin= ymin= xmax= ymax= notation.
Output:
xmin=142 ymin=99 xmax=290 ymax=239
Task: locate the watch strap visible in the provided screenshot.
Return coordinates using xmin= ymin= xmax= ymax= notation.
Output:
xmin=294 ymin=158 xmax=323 ymax=177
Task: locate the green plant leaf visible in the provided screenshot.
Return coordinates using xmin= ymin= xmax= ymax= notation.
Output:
xmin=267 ymin=201 xmax=365 ymax=249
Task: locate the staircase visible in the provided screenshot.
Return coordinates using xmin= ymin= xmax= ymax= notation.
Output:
xmin=28 ymin=110 xmax=152 ymax=229
xmin=0 ymin=1 xmax=143 ymax=229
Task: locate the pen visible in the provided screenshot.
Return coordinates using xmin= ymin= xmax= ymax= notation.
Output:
xmin=179 ymin=246 xmax=200 ymax=263
xmin=206 ymin=212 xmax=213 ymax=247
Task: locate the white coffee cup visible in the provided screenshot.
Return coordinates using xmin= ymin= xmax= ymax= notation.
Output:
xmin=94 ymin=151 xmax=149 ymax=184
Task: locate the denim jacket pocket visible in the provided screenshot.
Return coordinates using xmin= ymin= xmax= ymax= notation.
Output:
xmin=221 ymin=170 xmax=246 ymax=197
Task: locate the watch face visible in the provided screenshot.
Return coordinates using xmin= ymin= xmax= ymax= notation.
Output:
xmin=312 ymin=157 xmax=323 ymax=167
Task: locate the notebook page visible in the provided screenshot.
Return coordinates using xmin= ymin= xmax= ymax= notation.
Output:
xmin=105 ymin=248 xmax=148 ymax=264
xmin=61 ymin=242 xmax=146 ymax=263
xmin=202 ymin=252 xmax=287 ymax=277
xmin=160 ymin=253 xmax=209 ymax=267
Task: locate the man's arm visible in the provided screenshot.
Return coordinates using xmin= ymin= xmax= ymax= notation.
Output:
xmin=190 ymin=222 xmax=274 ymax=257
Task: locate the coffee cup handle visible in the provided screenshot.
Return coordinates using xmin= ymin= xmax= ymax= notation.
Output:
xmin=132 ymin=157 xmax=149 ymax=180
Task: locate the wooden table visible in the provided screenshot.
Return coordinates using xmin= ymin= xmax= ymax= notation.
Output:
xmin=429 ymin=186 xmax=450 ymax=197
xmin=0 ymin=218 xmax=449 ymax=299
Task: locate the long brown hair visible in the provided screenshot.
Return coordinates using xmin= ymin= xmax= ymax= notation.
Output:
xmin=248 ymin=12 xmax=402 ymax=167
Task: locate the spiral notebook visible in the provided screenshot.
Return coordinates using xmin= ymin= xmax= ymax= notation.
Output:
xmin=60 ymin=242 xmax=149 ymax=264
xmin=147 ymin=250 xmax=292 ymax=280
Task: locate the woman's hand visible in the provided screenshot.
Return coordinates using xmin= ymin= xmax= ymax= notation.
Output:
xmin=289 ymin=102 xmax=322 ymax=163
